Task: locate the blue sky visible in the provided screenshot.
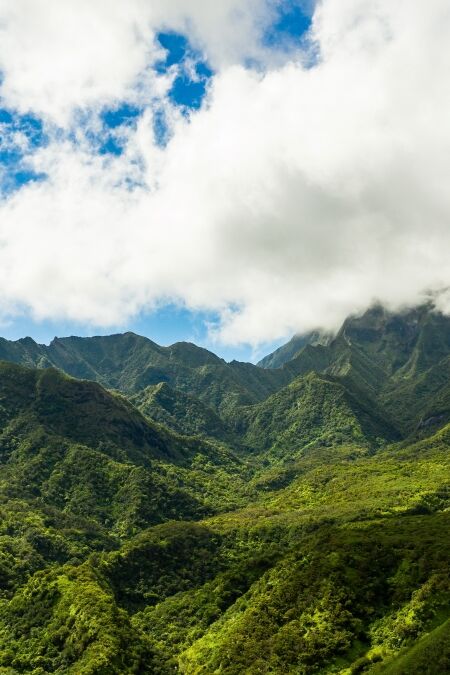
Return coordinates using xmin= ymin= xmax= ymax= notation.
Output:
xmin=0 ymin=1 xmax=313 ymax=361
xmin=0 ymin=1 xmax=443 ymax=359
xmin=0 ymin=306 xmax=284 ymax=363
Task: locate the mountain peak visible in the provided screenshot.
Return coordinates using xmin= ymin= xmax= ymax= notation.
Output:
xmin=257 ymin=330 xmax=333 ymax=369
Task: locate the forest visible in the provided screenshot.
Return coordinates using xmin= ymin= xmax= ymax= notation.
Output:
xmin=0 ymin=304 xmax=448 ymax=674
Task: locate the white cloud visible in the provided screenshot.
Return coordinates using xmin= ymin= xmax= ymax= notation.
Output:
xmin=0 ymin=0 xmax=275 ymax=123
xmin=0 ymin=0 xmax=450 ymax=344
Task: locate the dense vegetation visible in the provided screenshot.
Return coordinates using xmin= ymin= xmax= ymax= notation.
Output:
xmin=0 ymin=304 xmax=448 ymax=673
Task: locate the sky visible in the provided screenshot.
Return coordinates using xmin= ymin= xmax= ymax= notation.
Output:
xmin=0 ymin=0 xmax=449 ymax=362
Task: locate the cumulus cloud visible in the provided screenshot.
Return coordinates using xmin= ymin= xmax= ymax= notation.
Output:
xmin=0 ymin=0 xmax=275 ymax=123
xmin=0 ymin=0 xmax=449 ymax=344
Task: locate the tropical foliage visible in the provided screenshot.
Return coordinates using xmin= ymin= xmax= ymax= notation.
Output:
xmin=0 ymin=304 xmax=448 ymax=673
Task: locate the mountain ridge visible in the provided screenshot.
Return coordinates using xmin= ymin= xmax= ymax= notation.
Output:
xmin=1 ymin=303 xmax=450 ymax=444
xmin=0 ymin=303 xmax=448 ymax=673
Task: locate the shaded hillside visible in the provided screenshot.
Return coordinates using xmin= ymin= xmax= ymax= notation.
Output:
xmin=130 ymin=382 xmax=237 ymax=445
xmin=0 ymin=362 xmax=250 ymax=537
xmin=0 ymin=362 xmax=209 ymax=465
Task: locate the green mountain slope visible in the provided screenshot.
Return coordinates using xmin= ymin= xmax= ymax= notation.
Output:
xmin=1 ymin=304 xmax=448 ymax=444
xmin=0 ymin=362 xmax=251 ymax=538
xmin=261 ymin=304 xmax=450 ymax=436
xmin=374 ymin=618 xmax=450 ymax=674
xmin=0 ymin=361 xmax=217 ymax=465
xmin=130 ymin=382 xmax=238 ymax=445
xmin=261 ymin=303 xmax=450 ymax=379
xmin=0 ymin=421 xmax=447 ymax=674
xmin=0 ymin=304 xmax=448 ymax=674
xmin=137 ymin=424 xmax=450 ymax=674
xmin=0 ymin=333 xmax=292 ymax=417
xmin=257 ymin=330 xmax=332 ymax=369
xmin=233 ymin=371 xmax=400 ymax=460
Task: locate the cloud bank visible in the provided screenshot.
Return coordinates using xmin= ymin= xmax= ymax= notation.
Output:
xmin=0 ymin=0 xmax=449 ymax=344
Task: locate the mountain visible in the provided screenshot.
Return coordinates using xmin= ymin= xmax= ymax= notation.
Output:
xmin=234 ymin=371 xmax=400 ymax=460
xmin=0 ymin=304 xmax=448 ymax=455
xmin=0 ymin=303 xmax=448 ymax=673
xmin=1 ymin=304 xmax=448 ymax=444
xmin=0 ymin=362 xmax=250 ymax=537
xmin=130 ymin=382 xmax=238 ymax=445
xmin=0 ymin=413 xmax=447 ymax=674
xmin=0 ymin=332 xmax=290 ymax=416
xmin=262 ymin=304 xmax=450 ymax=374
xmin=257 ymin=330 xmax=332 ymax=368
xmin=261 ymin=303 xmax=450 ymax=434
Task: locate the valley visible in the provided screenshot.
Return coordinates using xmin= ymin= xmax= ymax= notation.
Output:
xmin=0 ymin=304 xmax=448 ymax=674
